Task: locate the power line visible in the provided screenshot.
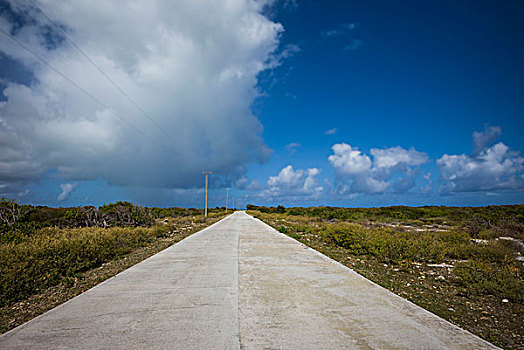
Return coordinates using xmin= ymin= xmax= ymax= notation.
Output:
xmin=26 ymin=0 xmax=173 ymax=141
xmin=0 ymin=27 xmax=167 ymax=150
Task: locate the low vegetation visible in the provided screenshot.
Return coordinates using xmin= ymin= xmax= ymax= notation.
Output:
xmin=2 ymin=225 xmax=166 ymax=306
xmin=2 ymin=200 xmax=522 ymax=347
xmin=1 ymin=199 xmax=212 ymax=242
xmin=247 ymin=204 xmax=524 ymax=350
xmin=0 ymin=198 xmax=227 ymax=333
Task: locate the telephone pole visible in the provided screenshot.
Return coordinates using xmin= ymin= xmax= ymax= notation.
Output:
xmin=232 ymin=194 xmax=235 ymax=211
xmin=225 ymin=188 xmax=229 ymax=213
xmin=202 ymin=171 xmax=212 ymax=217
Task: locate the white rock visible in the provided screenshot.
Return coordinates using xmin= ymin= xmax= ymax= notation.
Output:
xmin=427 ymin=263 xmax=454 ymax=268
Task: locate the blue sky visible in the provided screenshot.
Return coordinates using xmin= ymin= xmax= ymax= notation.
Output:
xmin=0 ymin=0 xmax=523 ymax=208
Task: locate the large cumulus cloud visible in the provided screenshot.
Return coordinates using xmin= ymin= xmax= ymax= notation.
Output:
xmin=328 ymin=143 xmax=428 ymax=195
xmin=0 ymin=0 xmax=282 ymax=197
xmin=264 ymin=165 xmax=323 ymax=198
xmin=437 ymin=126 xmax=524 ymax=193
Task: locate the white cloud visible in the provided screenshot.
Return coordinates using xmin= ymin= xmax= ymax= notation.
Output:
xmin=246 ymin=180 xmax=261 ymax=191
xmin=393 ymin=175 xmax=415 ymax=194
xmin=234 ymin=176 xmax=249 ymax=190
xmin=472 ymin=125 xmax=502 ymax=156
xmin=370 ymin=146 xmax=428 ymax=169
xmin=0 ymin=0 xmax=284 ymax=198
xmin=420 ymin=172 xmax=433 ymax=195
xmin=324 ymin=128 xmax=337 ymax=135
xmin=57 ymin=183 xmax=76 ymax=201
xmin=276 ymin=0 xmax=298 ymax=10
xmin=340 ymin=23 xmax=357 ymax=30
xmin=437 ymin=127 xmax=524 ymax=193
xmin=437 ymin=140 xmax=524 ymax=193
xmin=321 ymin=29 xmax=340 ymax=38
xmin=285 ymin=142 xmax=300 ymax=153
xmin=264 ymin=165 xmax=323 ymax=198
xmin=328 ymin=143 xmax=428 ymax=195
xmin=321 ymin=22 xmax=362 ymax=51
xmin=234 ymin=176 xmax=260 ymax=191
xmin=273 ymin=43 xmax=301 ymax=64
xmin=321 ymin=23 xmax=357 ymax=39
xmin=351 ymin=176 xmax=389 ymax=194
xmin=328 ymin=144 xmax=371 ymax=176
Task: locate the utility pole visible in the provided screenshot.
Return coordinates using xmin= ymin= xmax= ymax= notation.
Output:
xmin=233 ymin=194 xmax=235 ymax=211
xmin=202 ymin=171 xmax=212 ymax=217
xmin=225 ymin=188 xmax=229 ymax=213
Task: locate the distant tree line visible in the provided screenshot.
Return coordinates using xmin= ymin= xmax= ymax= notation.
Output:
xmin=246 ymin=204 xmax=524 ymax=236
xmin=0 ymin=198 xmax=215 ymax=240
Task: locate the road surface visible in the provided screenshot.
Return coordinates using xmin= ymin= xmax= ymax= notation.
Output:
xmin=0 ymin=211 xmax=498 ymax=349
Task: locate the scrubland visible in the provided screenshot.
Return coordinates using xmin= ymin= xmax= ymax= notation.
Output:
xmin=2 ymin=199 xmax=522 ymax=348
xmin=0 ymin=199 xmax=225 ymax=333
xmin=248 ymin=204 xmax=523 ymax=350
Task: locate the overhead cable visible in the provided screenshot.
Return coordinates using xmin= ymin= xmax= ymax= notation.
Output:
xmin=27 ymin=0 xmax=173 ymax=141
xmin=0 ymin=27 xmax=168 ymax=151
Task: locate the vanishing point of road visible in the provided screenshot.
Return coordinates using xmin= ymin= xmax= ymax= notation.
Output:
xmin=0 ymin=211 xmax=499 ymax=349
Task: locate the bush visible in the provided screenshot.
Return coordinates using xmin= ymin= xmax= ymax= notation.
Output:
xmin=0 ymin=198 xmax=31 ymax=237
xmin=99 ymin=201 xmax=154 ymax=227
xmin=321 ymin=222 xmax=449 ymax=263
xmin=0 ymin=225 xmax=169 ymax=306
xmin=250 ymin=204 xmax=524 ymax=228
xmin=1 ymin=199 xmax=212 ymax=235
xmin=278 ymin=226 xmax=289 ymax=234
xmin=324 ymin=224 xmax=370 ymax=255
xmin=252 ymin=208 xmax=524 ymax=311
xmin=454 ymin=259 xmax=524 ymax=301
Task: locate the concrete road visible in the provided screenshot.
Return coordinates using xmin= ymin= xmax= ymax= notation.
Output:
xmin=0 ymin=211 xmax=498 ymax=349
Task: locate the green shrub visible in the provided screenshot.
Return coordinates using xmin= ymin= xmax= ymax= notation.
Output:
xmin=321 ymin=222 xmax=450 ymax=263
xmin=276 ymin=205 xmax=286 ymax=213
xmin=253 ymin=208 xmax=524 ymax=308
xmin=251 ymin=204 xmax=524 ymax=229
xmin=0 ymin=225 xmax=169 ymax=306
xmin=288 ymin=233 xmax=301 ymax=240
xmin=323 ymin=224 xmax=370 ymax=255
xmin=278 ymin=226 xmax=289 ymax=234
xmin=454 ymin=259 xmax=524 ymax=301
